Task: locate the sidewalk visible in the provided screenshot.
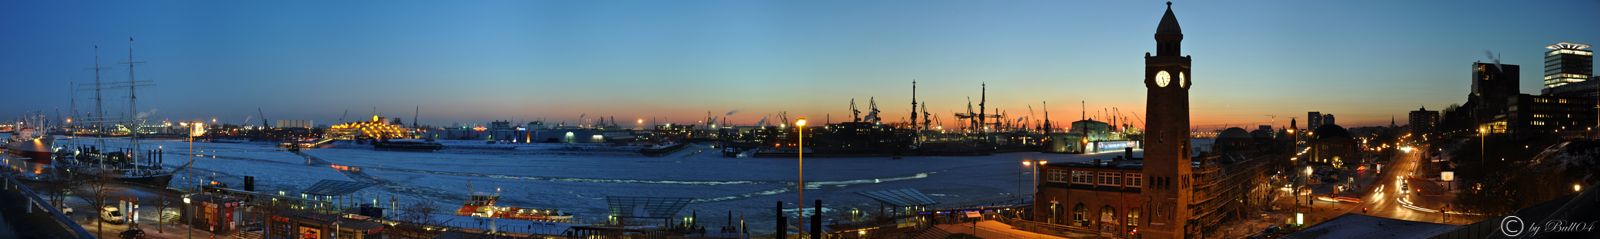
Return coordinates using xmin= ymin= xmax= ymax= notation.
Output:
xmin=72 ymin=216 xmax=224 ymax=239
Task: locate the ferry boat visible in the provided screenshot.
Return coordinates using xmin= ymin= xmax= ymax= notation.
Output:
xmin=455 ymin=184 xmax=573 ymax=222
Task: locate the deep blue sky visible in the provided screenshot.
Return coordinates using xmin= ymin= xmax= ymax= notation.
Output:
xmin=3 ymin=0 xmax=1596 ymax=130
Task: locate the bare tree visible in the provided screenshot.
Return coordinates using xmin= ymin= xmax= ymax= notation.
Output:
xmin=390 ymin=200 xmax=443 ymax=239
xmin=151 ymin=189 xmax=178 ymax=233
xmin=75 ymin=168 xmax=126 ymax=238
xmin=37 ymin=169 xmax=75 ymax=211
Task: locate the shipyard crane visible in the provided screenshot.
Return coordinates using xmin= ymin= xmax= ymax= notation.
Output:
xmin=850 ymin=99 xmax=861 ymax=122
xmin=1128 ymin=111 xmax=1145 ymax=130
xmin=867 ymin=97 xmax=881 ymax=123
xmin=1264 ymin=114 xmax=1277 ymax=128
xmin=921 ymin=102 xmax=931 ymax=131
xmin=1028 ymin=104 xmax=1037 ymax=131
xmin=258 ymin=108 xmax=269 ymax=128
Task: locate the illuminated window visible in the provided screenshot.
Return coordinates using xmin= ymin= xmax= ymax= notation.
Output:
xmin=1127 ymin=207 xmax=1140 ymax=227
xmin=1533 ymin=121 xmax=1546 ymax=126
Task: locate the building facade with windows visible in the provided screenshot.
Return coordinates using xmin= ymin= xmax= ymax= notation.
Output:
xmin=1410 ymin=106 xmax=1440 ymax=137
xmin=1506 ymin=94 xmax=1597 ymax=136
xmin=1035 ymin=160 xmax=1146 ymax=237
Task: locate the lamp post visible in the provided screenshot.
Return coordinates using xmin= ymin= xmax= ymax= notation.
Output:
xmin=1303 ymin=166 xmax=1312 ymax=208
xmin=183 ymin=197 xmax=191 ymax=239
xmin=1019 ymin=162 xmax=1026 ymax=201
xmin=795 ymin=118 xmax=806 ymax=239
xmin=1479 ymin=128 xmax=1486 ymax=165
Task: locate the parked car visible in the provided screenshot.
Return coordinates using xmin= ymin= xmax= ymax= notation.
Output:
xmin=101 ymin=206 xmax=125 ymax=224
xmin=118 ymin=228 xmax=146 ymax=239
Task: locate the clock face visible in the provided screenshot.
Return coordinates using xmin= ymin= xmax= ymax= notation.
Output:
xmin=1179 ymin=72 xmax=1186 ymax=87
xmin=1155 ymin=71 xmax=1171 ymax=87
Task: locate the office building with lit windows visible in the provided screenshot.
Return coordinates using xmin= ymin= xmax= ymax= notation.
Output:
xmin=1543 ymin=42 xmax=1593 ymax=89
xmin=1506 ymin=94 xmax=1596 ymax=136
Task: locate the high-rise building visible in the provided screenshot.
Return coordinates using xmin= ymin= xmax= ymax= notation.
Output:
xmin=1324 ymin=114 xmax=1336 ymax=126
xmin=1473 ymin=62 xmax=1520 ymax=114
xmin=1543 ymin=42 xmax=1593 ymax=89
xmin=1307 ymin=112 xmax=1322 ymax=129
xmin=1410 ymin=106 xmax=1439 ymax=136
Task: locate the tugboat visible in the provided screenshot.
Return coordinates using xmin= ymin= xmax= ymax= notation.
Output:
xmin=455 ymin=182 xmax=573 ymax=222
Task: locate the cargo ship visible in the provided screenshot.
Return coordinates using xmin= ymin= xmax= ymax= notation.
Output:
xmin=6 ymin=127 xmax=58 ymax=159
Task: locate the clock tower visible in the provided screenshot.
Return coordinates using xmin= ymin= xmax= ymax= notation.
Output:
xmin=1142 ymin=2 xmax=1193 ymax=239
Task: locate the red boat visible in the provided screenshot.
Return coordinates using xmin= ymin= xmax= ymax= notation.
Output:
xmin=456 ymin=192 xmax=573 ymax=222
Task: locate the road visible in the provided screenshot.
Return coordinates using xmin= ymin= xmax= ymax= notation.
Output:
xmin=1270 ymin=146 xmax=1475 ymax=227
xmin=1350 ymin=147 xmax=1472 ymax=225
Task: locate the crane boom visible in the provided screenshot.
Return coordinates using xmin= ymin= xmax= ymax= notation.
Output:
xmin=258 ymin=108 xmax=268 ymax=128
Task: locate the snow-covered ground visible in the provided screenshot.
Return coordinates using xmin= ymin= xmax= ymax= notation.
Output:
xmin=37 ymin=138 xmax=1146 ymax=233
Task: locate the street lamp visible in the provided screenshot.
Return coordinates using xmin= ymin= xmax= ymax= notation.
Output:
xmin=1479 ymin=128 xmax=1486 ymax=165
xmin=183 ymin=197 xmax=191 ymax=239
xmin=1303 ymin=166 xmax=1313 ymax=207
xmin=795 ymin=118 xmax=806 ymax=239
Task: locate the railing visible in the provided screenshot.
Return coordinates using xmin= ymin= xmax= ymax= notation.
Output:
xmin=0 ymin=171 xmax=96 ymax=239
xmin=945 ymin=222 xmax=1048 ymax=239
xmin=997 ymin=216 xmax=1098 ymax=236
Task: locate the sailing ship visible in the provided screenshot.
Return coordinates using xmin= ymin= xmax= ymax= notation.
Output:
xmin=56 ymin=40 xmax=186 ymax=188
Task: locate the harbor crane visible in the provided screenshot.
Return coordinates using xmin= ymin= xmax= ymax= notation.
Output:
xmin=850 ymin=99 xmax=861 ymax=122
xmin=258 ymin=108 xmax=268 ymax=128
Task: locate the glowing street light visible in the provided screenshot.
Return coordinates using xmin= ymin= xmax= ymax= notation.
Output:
xmin=795 ymin=118 xmax=806 ymax=238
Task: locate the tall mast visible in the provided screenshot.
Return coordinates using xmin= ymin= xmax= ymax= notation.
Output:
xmin=128 ymin=38 xmax=140 ymax=162
xmin=118 ymin=37 xmax=148 ymax=165
xmin=88 ymin=46 xmax=107 ymax=141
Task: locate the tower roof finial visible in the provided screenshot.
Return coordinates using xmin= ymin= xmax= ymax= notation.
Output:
xmin=1156 ymin=2 xmax=1182 ymax=35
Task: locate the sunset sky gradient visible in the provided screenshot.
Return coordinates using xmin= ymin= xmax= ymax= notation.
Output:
xmin=3 ymin=0 xmax=1597 ymax=131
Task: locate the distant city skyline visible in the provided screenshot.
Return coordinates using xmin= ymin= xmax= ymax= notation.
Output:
xmin=3 ymin=1 xmax=1597 ymax=131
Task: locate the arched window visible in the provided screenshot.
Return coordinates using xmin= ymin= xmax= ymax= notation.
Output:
xmin=1127 ymin=207 xmax=1140 ymax=235
xmin=1128 ymin=207 xmax=1139 ymax=226
xmin=1099 ymin=206 xmax=1118 ymax=233
xmin=1073 ymin=203 xmax=1088 ymax=227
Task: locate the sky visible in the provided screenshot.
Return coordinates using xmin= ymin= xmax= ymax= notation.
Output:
xmin=3 ymin=0 xmax=1597 ymax=131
